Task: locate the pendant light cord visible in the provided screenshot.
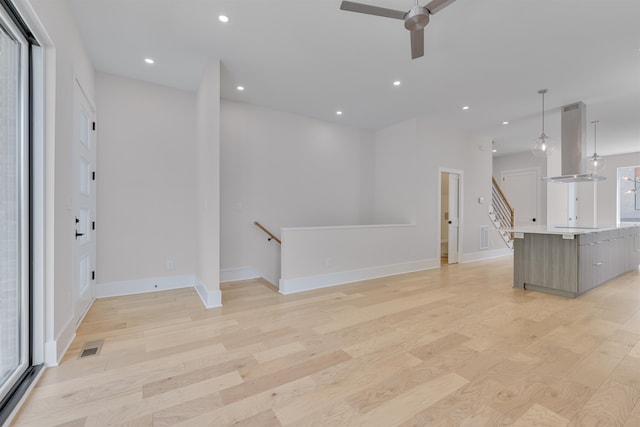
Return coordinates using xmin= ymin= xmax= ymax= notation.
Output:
xmin=541 ymin=91 xmax=544 ymax=134
xmin=538 ymin=89 xmax=547 ymax=135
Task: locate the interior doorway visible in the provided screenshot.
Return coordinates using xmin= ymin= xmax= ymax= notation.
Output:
xmin=440 ymin=169 xmax=462 ymax=265
xmin=618 ymin=165 xmax=640 ymax=223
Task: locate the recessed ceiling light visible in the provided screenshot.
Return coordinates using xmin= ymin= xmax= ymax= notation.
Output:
xmin=236 ymin=86 xmax=244 ymax=91
xmin=393 ymin=81 xmax=401 ymax=86
xmin=218 ymin=15 xmax=229 ymax=23
xmin=144 ymin=58 xmax=154 ymax=64
xmin=502 ymin=121 xmax=509 ymax=125
xmin=462 ymin=106 xmax=470 ymax=110
xmin=336 ymin=111 xmax=343 ymax=116
xmin=492 ymin=149 xmax=497 ymax=153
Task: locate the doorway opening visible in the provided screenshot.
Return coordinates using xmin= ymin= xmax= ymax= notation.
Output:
xmin=618 ymin=165 xmax=640 ymax=224
xmin=440 ymin=169 xmax=462 ymax=265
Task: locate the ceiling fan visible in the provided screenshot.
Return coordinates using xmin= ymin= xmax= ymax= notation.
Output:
xmin=340 ymin=0 xmax=456 ymax=59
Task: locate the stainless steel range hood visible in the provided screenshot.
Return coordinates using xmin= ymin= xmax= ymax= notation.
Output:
xmin=543 ymin=102 xmax=606 ymax=183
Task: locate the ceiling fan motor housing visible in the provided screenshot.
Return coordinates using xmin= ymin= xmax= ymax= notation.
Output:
xmin=404 ymin=5 xmax=429 ymax=30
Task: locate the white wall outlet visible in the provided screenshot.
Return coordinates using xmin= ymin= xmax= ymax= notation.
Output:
xmin=166 ymin=259 xmax=175 ymax=270
xmin=325 ymin=257 xmax=332 ymax=268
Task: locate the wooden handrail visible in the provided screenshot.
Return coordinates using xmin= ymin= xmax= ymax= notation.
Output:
xmin=492 ymin=177 xmax=514 ymax=215
xmin=254 ymin=221 xmax=281 ymax=244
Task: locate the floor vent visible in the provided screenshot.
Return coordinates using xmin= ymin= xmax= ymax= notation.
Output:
xmin=79 ymin=339 xmax=104 ymax=358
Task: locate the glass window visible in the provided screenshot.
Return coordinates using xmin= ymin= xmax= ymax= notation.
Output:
xmin=0 ymin=5 xmax=30 ymax=407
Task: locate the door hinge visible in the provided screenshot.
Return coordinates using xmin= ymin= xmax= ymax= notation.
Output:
xmin=92 ymin=171 xmax=96 ymax=181
xmin=92 ymin=122 xmax=96 ymax=131
xmin=91 ymin=271 xmax=95 ymax=280
xmin=92 ymin=221 xmax=95 ymax=230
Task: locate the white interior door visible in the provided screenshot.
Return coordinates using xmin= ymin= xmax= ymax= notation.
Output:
xmin=448 ymin=173 xmax=460 ymax=264
xmin=72 ymin=81 xmax=96 ymax=326
xmin=501 ymin=168 xmax=539 ymax=225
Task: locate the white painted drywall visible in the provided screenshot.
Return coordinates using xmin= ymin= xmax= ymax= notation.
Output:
xmin=220 ymin=100 xmax=375 ymax=285
xmin=373 ymin=117 xmax=503 ymax=263
xmin=279 ymin=224 xmax=435 ymax=294
xmin=374 ymin=119 xmax=417 ymax=224
xmin=95 ymin=73 xmax=197 ymax=285
xmin=195 ymin=60 xmax=221 ymax=305
xmin=27 ymin=0 xmax=95 ymax=363
xmin=493 ymin=151 xmax=547 ymax=225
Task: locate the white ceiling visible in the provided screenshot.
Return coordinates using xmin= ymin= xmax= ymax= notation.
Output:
xmin=69 ymin=0 xmax=640 ymax=156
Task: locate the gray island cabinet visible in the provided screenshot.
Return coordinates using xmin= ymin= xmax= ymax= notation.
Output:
xmin=513 ymin=225 xmax=640 ymax=297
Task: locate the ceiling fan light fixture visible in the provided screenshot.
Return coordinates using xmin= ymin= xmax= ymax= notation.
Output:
xmin=531 ymin=89 xmax=555 ymax=158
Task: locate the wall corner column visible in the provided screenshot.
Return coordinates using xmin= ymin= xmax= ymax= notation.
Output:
xmin=195 ymin=59 xmax=221 ymax=308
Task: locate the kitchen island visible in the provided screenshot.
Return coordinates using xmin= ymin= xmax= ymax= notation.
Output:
xmin=513 ymin=225 xmax=640 ymax=297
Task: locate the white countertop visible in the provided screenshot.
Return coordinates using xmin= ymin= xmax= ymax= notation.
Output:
xmin=509 ymin=224 xmax=639 ymax=236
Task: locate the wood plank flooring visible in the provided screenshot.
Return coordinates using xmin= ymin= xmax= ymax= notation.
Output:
xmin=11 ymin=257 xmax=640 ymax=426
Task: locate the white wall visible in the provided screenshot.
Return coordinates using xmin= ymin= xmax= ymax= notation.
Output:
xmin=195 ymin=60 xmax=221 ymax=307
xmin=280 ymin=225 xmax=433 ymax=294
xmin=27 ymin=0 xmax=95 ymax=364
xmin=374 ymin=117 xmax=507 ymax=264
xmin=220 ymin=100 xmax=375 ymax=285
xmin=374 ymin=119 xmax=417 ymax=224
xmin=95 ymin=73 xmax=197 ymax=286
xmin=493 ymin=151 xmax=547 ymax=225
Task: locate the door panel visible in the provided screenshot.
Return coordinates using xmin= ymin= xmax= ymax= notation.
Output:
xmin=501 ymin=169 xmax=539 ymax=225
xmin=448 ymin=173 xmax=459 ymax=264
xmin=72 ymin=82 xmax=96 ymax=326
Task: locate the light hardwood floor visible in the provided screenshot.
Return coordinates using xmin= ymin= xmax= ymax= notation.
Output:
xmin=12 ymin=256 xmax=640 ymax=426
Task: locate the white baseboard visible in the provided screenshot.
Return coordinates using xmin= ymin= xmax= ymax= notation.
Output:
xmin=195 ymin=278 xmax=222 ymax=308
xmin=220 ymin=267 xmax=260 ymax=283
xmin=44 ymin=317 xmax=76 ymax=367
xmin=278 ymin=259 xmax=438 ymax=295
xmin=462 ymin=248 xmax=513 ymax=263
xmin=96 ymin=274 xmax=196 ymax=298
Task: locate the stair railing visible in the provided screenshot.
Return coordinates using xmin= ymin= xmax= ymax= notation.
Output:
xmin=491 ymin=177 xmax=515 ymax=240
xmin=254 ymin=221 xmax=281 ymax=244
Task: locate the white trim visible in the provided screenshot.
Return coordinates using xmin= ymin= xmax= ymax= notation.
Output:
xmin=462 ymin=248 xmax=513 ymax=263
xmin=195 ymin=278 xmax=222 ymax=308
xmin=95 ymin=274 xmax=196 ymax=298
xmin=278 ymin=258 xmax=438 ymax=295
xmin=220 ymin=267 xmax=260 ymax=283
xmin=44 ymin=317 xmax=76 ymax=367
xmin=282 ymin=223 xmax=416 ymax=231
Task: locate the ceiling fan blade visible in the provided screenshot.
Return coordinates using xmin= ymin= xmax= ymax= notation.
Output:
xmin=410 ymin=29 xmax=424 ymax=59
xmin=424 ymin=0 xmax=456 ymax=14
xmin=340 ymin=1 xmax=406 ymax=20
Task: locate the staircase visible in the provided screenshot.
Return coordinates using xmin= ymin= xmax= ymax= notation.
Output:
xmin=490 ymin=177 xmax=515 ymax=250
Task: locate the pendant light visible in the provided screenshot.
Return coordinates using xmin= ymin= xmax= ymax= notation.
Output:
xmin=531 ymin=89 xmax=555 ymax=158
xmin=587 ymin=120 xmax=606 ymax=173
